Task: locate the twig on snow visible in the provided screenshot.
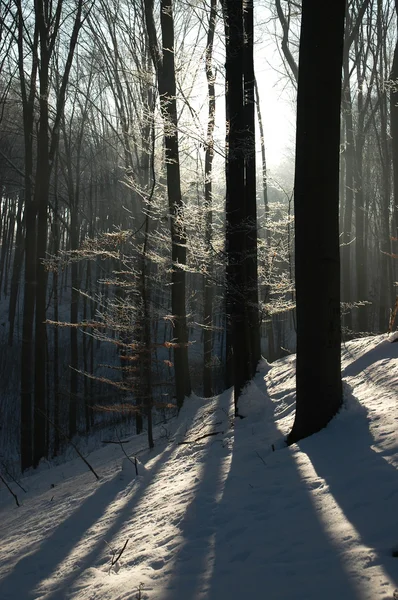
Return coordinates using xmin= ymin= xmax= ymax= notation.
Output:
xmin=1 ymin=461 xmax=27 ymax=493
xmin=112 ymin=538 xmax=129 ymax=566
xmin=255 ymin=451 xmax=267 ymax=467
xmin=117 ymin=431 xmax=139 ymax=475
xmin=35 ymin=407 xmax=100 ymax=480
xmin=178 ymin=431 xmax=223 ymax=444
xmin=0 ymin=472 xmax=20 ymax=507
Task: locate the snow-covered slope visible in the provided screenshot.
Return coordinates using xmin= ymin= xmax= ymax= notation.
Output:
xmin=0 ymin=334 xmax=398 ymax=600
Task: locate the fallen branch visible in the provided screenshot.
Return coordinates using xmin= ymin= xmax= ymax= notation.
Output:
xmin=102 ymin=439 xmax=133 ymax=444
xmin=255 ymin=451 xmax=267 ymax=467
xmin=35 ymin=407 xmax=100 ymax=480
xmin=0 ymin=472 xmax=20 ymax=507
xmin=178 ymin=431 xmax=223 ymax=445
xmin=117 ymin=431 xmax=139 ymax=476
xmin=112 ymin=538 xmax=129 ymax=566
xmin=1 ymin=462 xmax=27 ymax=493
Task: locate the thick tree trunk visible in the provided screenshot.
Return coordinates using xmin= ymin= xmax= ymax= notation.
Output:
xmin=17 ymin=0 xmax=39 ymax=471
xmin=224 ymin=0 xmax=248 ymax=410
xmin=145 ymin=0 xmax=191 ymax=408
xmin=161 ymin=0 xmax=191 ymax=408
xmin=21 ymin=198 xmax=36 ymax=471
xmin=288 ymin=0 xmax=345 ymax=444
xmin=222 ymin=7 xmax=233 ymax=391
xmin=377 ymin=0 xmax=393 ymax=331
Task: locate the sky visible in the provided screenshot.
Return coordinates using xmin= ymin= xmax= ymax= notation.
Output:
xmin=177 ymin=1 xmax=297 ymax=186
xmin=254 ymin=14 xmax=297 ymax=173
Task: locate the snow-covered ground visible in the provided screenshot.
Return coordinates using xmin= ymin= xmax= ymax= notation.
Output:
xmin=1 ymin=334 xmax=398 ymax=600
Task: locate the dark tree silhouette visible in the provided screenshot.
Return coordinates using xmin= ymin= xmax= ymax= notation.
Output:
xmin=390 ymin=0 xmax=398 ymax=239
xmin=224 ymin=0 xmax=247 ymax=409
xmin=224 ymin=0 xmax=260 ymax=410
xmin=144 ymin=0 xmax=191 ymax=409
xmin=203 ymin=0 xmax=217 ymax=398
xmin=287 ymin=0 xmax=346 ymax=444
xmin=243 ymin=0 xmax=261 ymax=376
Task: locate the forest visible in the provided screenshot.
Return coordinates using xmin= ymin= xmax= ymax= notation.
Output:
xmin=0 ymin=0 xmax=397 ymax=474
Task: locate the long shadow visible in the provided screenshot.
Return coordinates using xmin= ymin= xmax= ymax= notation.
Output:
xmin=161 ymin=393 xmax=232 ymax=600
xmin=205 ymin=372 xmax=361 ymax=600
xmin=303 ymin=389 xmax=398 ymax=588
xmin=0 ymin=441 xmax=179 ymax=600
xmin=342 ymin=337 xmax=398 ymax=378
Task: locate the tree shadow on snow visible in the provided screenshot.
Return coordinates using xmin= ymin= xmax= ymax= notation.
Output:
xmin=0 ymin=441 xmax=179 ymax=600
xmin=164 ymin=371 xmax=361 ymax=600
xmin=161 ymin=393 xmax=234 ymax=600
xmin=302 ymin=387 xmax=398 ymax=589
xmin=342 ymin=336 xmax=398 ymax=379
xmin=205 ymin=373 xmax=362 ymax=600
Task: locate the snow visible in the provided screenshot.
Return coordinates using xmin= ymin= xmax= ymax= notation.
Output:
xmin=1 ymin=334 xmax=398 ymax=599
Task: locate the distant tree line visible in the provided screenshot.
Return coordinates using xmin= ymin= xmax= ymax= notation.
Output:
xmin=0 ymin=0 xmax=395 ymax=472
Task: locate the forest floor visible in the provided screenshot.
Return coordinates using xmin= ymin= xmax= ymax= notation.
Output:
xmin=1 ymin=334 xmax=398 ymax=600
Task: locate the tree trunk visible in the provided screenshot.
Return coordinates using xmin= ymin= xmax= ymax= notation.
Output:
xmin=341 ymin=63 xmax=355 ymax=336
xmin=377 ymin=0 xmax=392 ymax=331
xmin=254 ymin=78 xmax=275 ymax=362
xmin=355 ymin=47 xmax=367 ymax=333
xmin=288 ymin=0 xmax=345 ymax=444
xmin=33 ymin=35 xmax=50 ymax=467
xmin=18 ymin=6 xmax=38 ymax=470
xmin=52 ymin=201 xmax=60 ymax=456
xmin=203 ymin=0 xmax=217 ymax=397
xmin=223 ymin=4 xmax=233 ymax=390
xmin=224 ymin=0 xmax=248 ymax=410
xmin=243 ymin=0 xmax=261 ymax=376
xmin=391 ymin=2 xmax=398 ymax=240
xmin=144 ymin=0 xmax=191 ymax=408
xmin=8 ymin=193 xmax=24 ymax=347
xmin=69 ymin=212 xmax=79 ymax=437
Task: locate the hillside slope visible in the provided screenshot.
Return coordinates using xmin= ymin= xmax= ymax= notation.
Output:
xmin=0 ymin=334 xmax=398 ymax=599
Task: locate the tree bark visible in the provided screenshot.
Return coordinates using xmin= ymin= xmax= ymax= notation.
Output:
xmin=224 ymin=0 xmax=248 ymax=410
xmin=8 ymin=193 xmax=24 ymax=347
xmin=17 ymin=0 xmax=39 ymax=471
xmin=203 ymin=0 xmax=217 ymax=397
xmin=254 ymin=78 xmax=275 ymax=362
xmin=341 ymin=58 xmax=355 ymax=335
xmin=392 ymin=2 xmax=398 ymax=239
xmin=144 ymin=0 xmax=191 ymax=409
xmin=288 ymin=0 xmax=345 ymax=444
xmin=243 ymin=0 xmax=261 ymax=375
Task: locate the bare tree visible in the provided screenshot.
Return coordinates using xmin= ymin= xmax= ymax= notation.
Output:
xmin=288 ymin=0 xmax=345 ymax=443
xmin=144 ymin=0 xmax=191 ymax=409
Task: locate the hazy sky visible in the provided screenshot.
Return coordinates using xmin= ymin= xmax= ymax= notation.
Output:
xmin=254 ymin=4 xmax=297 ymax=173
xmin=178 ymin=2 xmax=297 ymax=186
